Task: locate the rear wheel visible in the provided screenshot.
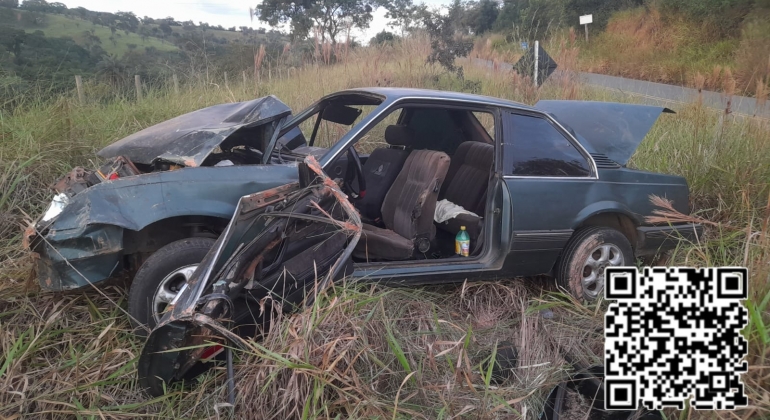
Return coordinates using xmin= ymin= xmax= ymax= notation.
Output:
xmin=556 ymin=227 xmax=633 ymax=301
xmin=128 ymin=237 xmax=215 ymax=336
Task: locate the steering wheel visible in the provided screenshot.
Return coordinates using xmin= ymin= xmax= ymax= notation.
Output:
xmin=344 ymin=146 xmax=366 ymax=199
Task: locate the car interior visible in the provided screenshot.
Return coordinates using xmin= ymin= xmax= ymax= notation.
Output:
xmin=274 ymin=95 xmax=497 ymax=263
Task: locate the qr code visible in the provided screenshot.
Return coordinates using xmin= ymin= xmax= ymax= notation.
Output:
xmin=604 ymin=267 xmax=749 ymax=411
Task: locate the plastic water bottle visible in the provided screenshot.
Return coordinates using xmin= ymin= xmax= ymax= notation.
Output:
xmin=455 ymin=226 xmax=470 ymax=257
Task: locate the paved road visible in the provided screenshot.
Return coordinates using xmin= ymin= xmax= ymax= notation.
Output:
xmin=470 ymin=58 xmax=770 ymax=119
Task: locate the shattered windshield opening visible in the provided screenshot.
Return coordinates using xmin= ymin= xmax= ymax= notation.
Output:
xmin=268 ymin=93 xmax=384 ymax=163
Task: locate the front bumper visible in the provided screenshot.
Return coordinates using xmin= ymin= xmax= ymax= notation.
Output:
xmin=635 ymin=223 xmax=703 ymax=256
xmin=25 ymin=224 xmax=125 ymax=291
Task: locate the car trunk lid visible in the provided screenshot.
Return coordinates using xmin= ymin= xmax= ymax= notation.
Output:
xmin=535 ymin=100 xmax=674 ymax=166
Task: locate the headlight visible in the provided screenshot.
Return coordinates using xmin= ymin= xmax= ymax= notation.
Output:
xmin=41 ymin=193 xmax=70 ymax=222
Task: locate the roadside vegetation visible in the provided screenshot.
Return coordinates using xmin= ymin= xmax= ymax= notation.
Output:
xmin=1 ymin=32 xmax=768 ymax=418
xmin=467 ymin=0 xmax=770 ymax=97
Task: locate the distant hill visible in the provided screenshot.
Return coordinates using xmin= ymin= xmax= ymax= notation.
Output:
xmin=0 ymin=3 xmax=292 ymax=107
xmin=0 ymin=8 xmax=178 ymax=56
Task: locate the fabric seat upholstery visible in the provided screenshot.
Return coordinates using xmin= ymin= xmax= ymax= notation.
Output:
xmin=437 ymin=141 xmax=494 ymax=241
xmin=355 ymin=125 xmax=413 ymax=222
xmin=354 ymin=149 xmax=451 ymax=261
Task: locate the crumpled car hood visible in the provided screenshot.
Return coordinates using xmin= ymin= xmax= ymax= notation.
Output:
xmin=535 ymin=100 xmax=674 ymax=166
xmin=97 ymin=96 xmax=291 ymax=167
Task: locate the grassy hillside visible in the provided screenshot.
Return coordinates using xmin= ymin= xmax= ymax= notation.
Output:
xmin=0 ymin=7 xmax=177 ymax=56
xmin=0 ymin=37 xmax=768 ymax=419
xmin=578 ymin=6 xmax=770 ymax=96
xmin=476 ymin=5 xmax=770 ymax=97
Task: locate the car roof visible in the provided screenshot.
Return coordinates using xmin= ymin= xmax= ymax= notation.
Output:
xmin=334 ymin=87 xmax=537 ymax=111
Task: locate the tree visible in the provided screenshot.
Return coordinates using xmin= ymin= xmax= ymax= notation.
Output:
xmin=0 ymin=0 xmax=19 ymax=8
xmin=0 ymin=27 xmax=25 ymax=65
xmin=96 ymin=54 xmax=126 ymax=86
xmin=493 ymin=0 xmax=522 ymax=31
xmin=255 ymin=0 xmax=376 ymax=43
xmin=369 ymin=29 xmax=396 ymax=45
xmin=115 ymin=11 xmax=139 ymax=32
xmin=48 ymin=1 xmax=66 ymax=12
xmin=466 ymin=0 xmax=499 ymax=34
xmin=421 ymin=2 xmax=474 ymax=76
xmin=20 ymin=0 xmax=49 ymax=12
xmin=382 ymin=0 xmax=426 ymax=35
xmin=159 ymin=22 xmax=173 ymax=37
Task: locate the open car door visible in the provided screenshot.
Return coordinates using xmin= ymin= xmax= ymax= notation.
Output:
xmin=137 ymin=157 xmax=361 ymax=396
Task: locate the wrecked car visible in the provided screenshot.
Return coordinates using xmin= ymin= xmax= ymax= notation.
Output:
xmin=26 ymin=88 xmax=701 ymax=337
xmin=138 ymin=89 xmax=701 ymax=395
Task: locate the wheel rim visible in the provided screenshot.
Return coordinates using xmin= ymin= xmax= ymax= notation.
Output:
xmin=152 ymin=265 xmax=197 ymax=323
xmin=581 ymin=244 xmax=624 ymax=299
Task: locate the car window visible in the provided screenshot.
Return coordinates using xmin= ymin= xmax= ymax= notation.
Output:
xmin=504 ymin=113 xmax=590 ymax=177
xmin=402 ymin=108 xmax=465 ymax=153
xmin=354 ymin=108 xmax=402 ymax=154
xmin=300 ymin=104 xmax=378 ymax=148
xmin=473 ymin=111 xmax=495 ymax=138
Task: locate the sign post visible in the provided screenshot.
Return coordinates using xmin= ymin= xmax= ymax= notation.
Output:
xmin=580 ymin=14 xmax=593 ymax=43
xmin=533 ymin=40 xmax=539 ymax=87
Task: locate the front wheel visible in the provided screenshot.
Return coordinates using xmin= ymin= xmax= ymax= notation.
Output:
xmin=556 ymin=227 xmax=633 ymax=301
xmin=128 ymin=237 xmax=215 ymax=336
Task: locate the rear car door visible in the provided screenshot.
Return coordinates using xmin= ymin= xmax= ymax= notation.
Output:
xmin=502 ymin=110 xmax=596 ymax=276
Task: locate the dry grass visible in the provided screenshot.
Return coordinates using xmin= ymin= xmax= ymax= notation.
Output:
xmin=0 ymin=34 xmax=769 ymax=419
xmin=234 ymin=281 xmax=576 ymax=419
xmin=577 ymin=6 xmax=770 ymax=97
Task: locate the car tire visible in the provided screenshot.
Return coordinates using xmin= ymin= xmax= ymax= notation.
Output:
xmin=128 ymin=237 xmax=215 ymax=337
xmin=556 ymin=226 xmax=633 ymax=301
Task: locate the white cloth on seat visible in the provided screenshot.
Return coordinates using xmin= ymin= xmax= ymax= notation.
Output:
xmin=434 ymin=199 xmax=479 ymax=224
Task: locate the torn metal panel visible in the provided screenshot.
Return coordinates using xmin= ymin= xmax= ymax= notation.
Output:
xmin=98 ymin=96 xmax=291 ymax=167
xmin=138 ymin=156 xmax=362 ymax=396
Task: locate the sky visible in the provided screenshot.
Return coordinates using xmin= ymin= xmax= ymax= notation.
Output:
xmin=57 ymin=0 xmax=446 ymax=42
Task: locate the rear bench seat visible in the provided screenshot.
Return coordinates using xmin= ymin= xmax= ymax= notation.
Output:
xmin=437 ymin=141 xmax=494 ymax=243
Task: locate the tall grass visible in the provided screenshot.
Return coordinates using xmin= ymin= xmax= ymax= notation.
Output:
xmin=0 ymin=35 xmax=768 ymax=419
xmin=576 ymin=6 xmax=770 ymax=97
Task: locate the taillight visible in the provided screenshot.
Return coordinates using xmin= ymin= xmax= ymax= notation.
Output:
xmin=200 ymin=344 xmax=224 ymax=362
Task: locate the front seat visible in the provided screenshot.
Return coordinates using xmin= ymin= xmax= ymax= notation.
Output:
xmin=354 ymin=149 xmax=451 ymax=261
xmin=355 ymin=125 xmax=414 ymax=222
xmin=437 ymin=141 xmax=494 ymax=242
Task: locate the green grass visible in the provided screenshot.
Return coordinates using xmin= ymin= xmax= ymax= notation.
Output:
xmin=0 ymin=35 xmax=768 ymax=419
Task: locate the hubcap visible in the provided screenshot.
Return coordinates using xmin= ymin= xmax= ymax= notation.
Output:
xmin=152 ymin=265 xmax=197 ymax=323
xmin=581 ymin=244 xmax=624 ymax=299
